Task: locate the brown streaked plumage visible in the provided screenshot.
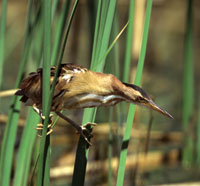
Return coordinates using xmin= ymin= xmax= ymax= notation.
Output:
xmin=15 ymin=63 xmax=173 ymax=144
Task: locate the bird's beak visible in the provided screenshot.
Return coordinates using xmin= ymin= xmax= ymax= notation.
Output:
xmin=147 ymin=99 xmax=174 ymax=119
xmin=122 ymin=82 xmax=173 ymax=119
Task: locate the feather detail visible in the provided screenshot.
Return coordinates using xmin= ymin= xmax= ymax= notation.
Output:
xmin=15 ymin=63 xmax=88 ymax=110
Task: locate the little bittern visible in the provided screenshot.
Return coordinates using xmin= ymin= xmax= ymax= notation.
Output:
xmin=15 ymin=63 xmax=173 ymax=144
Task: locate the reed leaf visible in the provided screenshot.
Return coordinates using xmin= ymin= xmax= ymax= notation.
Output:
xmin=13 ymin=7 xmax=47 ymax=183
xmin=13 ymin=111 xmax=40 ymax=186
xmin=51 ymin=0 xmax=71 ymax=66
xmin=0 ymin=0 xmax=34 ymax=185
xmin=123 ymin=0 xmax=135 ymax=83
xmin=51 ymin=0 xmax=59 ymax=21
xmin=0 ymin=0 xmax=7 ymax=90
xmin=72 ymin=1 xmax=117 ymax=185
xmin=182 ymin=0 xmax=194 ymax=166
xmin=36 ymin=0 xmax=51 ymax=185
xmin=35 ymin=0 xmax=79 ymax=184
xmin=197 ymin=89 xmax=200 ymax=164
xmin=116 ymin=1 xmax=153 ymax=185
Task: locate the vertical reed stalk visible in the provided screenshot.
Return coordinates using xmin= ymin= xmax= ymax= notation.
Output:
xmin=72 ymin=1 xmax=117 ymax=185
xmin=0 ymin=0 xmax=7 ymax=90
xmin=13 ymin=111 xmax=40 ymax=186
xmin=36 ymin=0 xmax=51 ymax=185
xmin=197 ymin=89 xmax=200 ymax=164
xmin=36 ymin=0 xmax=78 ymax=184
xmin=51 ymin=0 xmax=71 ymax=66
xmin=182 ymin=0 xmax=194 ymax=166
xmin=108 ymin=108 xmax=114 ymax=186
xmin=105 ymin=13 xmax=120 ymax=185
xmin=13 ymin=5 xmax=45 ymax=185
xmin=123 ymin=0 xmax=135 ymax=83
xmin=116 ymin=1 xmax=153 ymax=185
xmin=0 ymin=0 xmax=34 ymax=185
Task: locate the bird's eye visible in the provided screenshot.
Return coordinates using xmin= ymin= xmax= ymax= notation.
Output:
xmin=136 ymin=96 xmax=147 ymax=103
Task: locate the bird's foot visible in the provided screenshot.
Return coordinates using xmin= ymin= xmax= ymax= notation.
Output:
xmin=33 ymin=104 xmax=53 ymax=123
xmin=35 ymin=123 xmax=53 ymax=136
xmin=77 ymin=122 xmax=97 ymax=146
xmin=40 ymin=113 xmax=53 ymax=124
xmin=35 ymin=114 xmax=54 ymax=136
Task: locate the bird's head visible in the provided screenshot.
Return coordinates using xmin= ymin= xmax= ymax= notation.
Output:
xmin=122 ymin=82 xmax=173 ymax=119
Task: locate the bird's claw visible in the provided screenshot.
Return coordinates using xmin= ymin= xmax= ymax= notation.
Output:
xmin=35 ymin=114 xmax=54 ymax=137
xmin=35 ymin=124 xmax=53 ymax=137
xmin=40 ymin=113 xmax=53 ymax=124
xmin=83 ymin=122 xmax=97 ymax=128
xmin=77 ymin=122 xmax=97 ymax=146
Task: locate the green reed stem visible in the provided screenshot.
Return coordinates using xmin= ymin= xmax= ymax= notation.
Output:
xmin=36 ymin=0 xmax=51 ymax=185
xmin=116 ymin=1 xmax=152 ymax=185
xmin=72 ymin=1 xmax=117 ymax=185
xmin=0 ymin=0 xmax=7 ymax=90
xmin=0 ymin=0 xmax=34 ymax=185
xmin=182 ymin=0 xmax=194 ymax=166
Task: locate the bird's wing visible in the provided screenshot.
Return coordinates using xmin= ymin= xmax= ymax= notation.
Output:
xmin=49 ymin=63 xmax=88 ymax=97
xmin=15 ymin=63 xmax=88 ymax=103
xmin=37 ymin=63 xmax=88 ymax=76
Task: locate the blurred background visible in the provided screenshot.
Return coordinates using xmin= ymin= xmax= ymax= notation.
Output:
xmin=0 ymin=0 xmax=200 ymax=185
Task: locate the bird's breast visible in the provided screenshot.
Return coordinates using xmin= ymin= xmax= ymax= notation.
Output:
xmin=63 ymin=93 xmax=125 ymax=109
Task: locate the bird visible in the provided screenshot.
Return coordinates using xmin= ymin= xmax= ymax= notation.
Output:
xmin=15 ymin=63 xmax=173 ymax=145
